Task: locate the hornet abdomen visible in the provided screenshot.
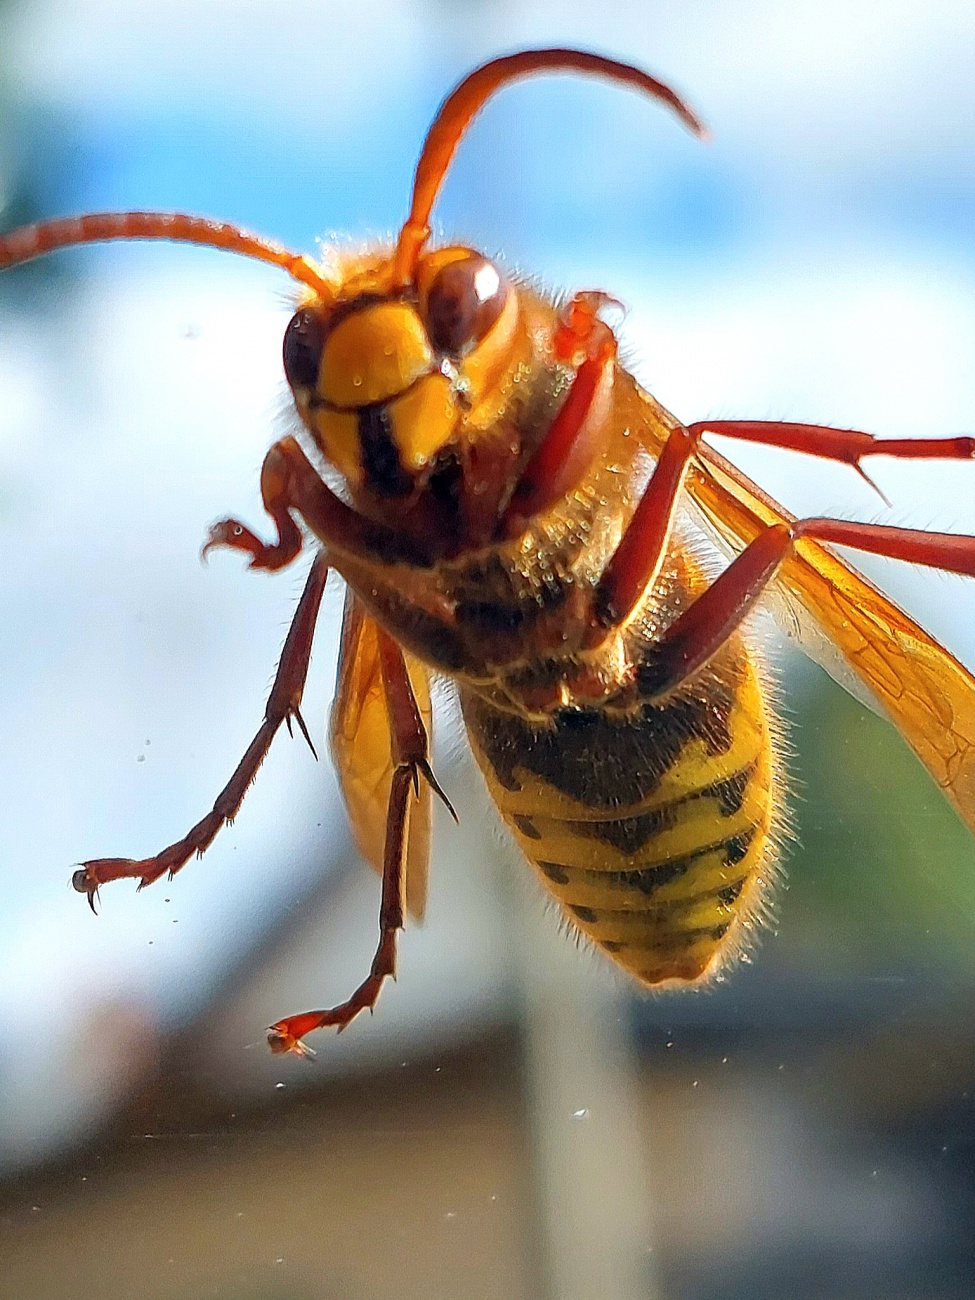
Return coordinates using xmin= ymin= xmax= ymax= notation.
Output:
xmin=461 ymin=631 xmax=780 ymax=986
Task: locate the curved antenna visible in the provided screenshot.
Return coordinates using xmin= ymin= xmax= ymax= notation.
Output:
xmin=0 ymin=211 xmax=335 ymax=299
xmin=392 ymin=48 xmax=708 ymax=286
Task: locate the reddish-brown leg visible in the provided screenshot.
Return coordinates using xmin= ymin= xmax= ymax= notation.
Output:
xmin=684 ymin=420 xmax=975 ymax=468
xmin=685 ymin=419 xmax=975 ymax=502
xmin=73 ymin=553 xmax=329 ymax=909
xmin=595 ymin=417 xmax=975 ymax=632
xmin=499 ymin=292 xmax=618 ymax=537
xmin=205 ymin=435 xmax=435 ymax=568
xmin=267 ymin=627 xmax=450 ymax=1058
xmin=593 ymin=422 xmax=701 ymax=629
xmin=632 ymin=517 xmax=975 ymax=699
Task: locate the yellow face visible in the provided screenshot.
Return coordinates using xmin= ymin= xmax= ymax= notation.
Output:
xmin=283 ymin=246 xmax=520 ymax=499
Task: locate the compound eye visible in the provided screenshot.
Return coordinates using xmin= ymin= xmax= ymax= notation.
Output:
xmin=283 ymin=307 xmax=326 ymax=390
xmin=424 ymin=255 xmax=508 ymax=356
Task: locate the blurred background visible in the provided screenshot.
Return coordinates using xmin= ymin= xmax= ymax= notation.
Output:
xmin=1 ymin=1 xmax=975 ymax=1297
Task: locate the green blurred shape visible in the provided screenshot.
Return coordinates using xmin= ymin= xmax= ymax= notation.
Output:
xmin=778 ymin=658 xmax=975 ymax=975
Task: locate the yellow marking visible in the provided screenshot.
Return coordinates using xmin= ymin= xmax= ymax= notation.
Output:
xmin=490 ymin=693 xmax=767 ymax=822
xmin=625 ymin=942 xmax=720 ymax=985
xmin=575 ymin=891 xmax=738 ymax=941
xmin=457 ymin=287 xmax=521 ymax=415
xmin=309 ymin=407 xmax=363 ymax=486
xmin=388 ymin=371 xmax=458 ymax=469
xmin=536 ymin=845 xmax=748 ymax=912
xmin=538 ymin=825 xmax=768 ymax=909
xmin=319 ymin=302 xmax=433 ymax=407
xmin=604 ymin=922 xmax=722 ymax=970
xmin=509 ymin=781 xmax=768 ymax=873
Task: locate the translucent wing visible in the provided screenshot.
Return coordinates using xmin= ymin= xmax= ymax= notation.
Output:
xmin=629 ymin=382 xmax=975 ymax=834
xmin=330 ymin=589 xmax=433 ymax=920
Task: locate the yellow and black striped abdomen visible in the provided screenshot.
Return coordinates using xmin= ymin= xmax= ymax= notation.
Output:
xmin=461 ymin=639 xmax=780 ymax=986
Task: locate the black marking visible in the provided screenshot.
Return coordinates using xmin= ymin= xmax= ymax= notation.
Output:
xmin=632 ymin=645 xmax=681 ymax=699
xmin=604 ymin=855 xmax=697 ymax=894
xmin=320 ymin=291 xmax=399 ymax=338
xmin=537 ymin=859 xmax=569 ymax=883
xmin=311 ymin=369 xmax=428 ymax=416
xmin=454 ymin=552 xmax=569 ymax=641
xmin=412 ymin=448 xmax=464 ymax=554
xmin=525 ymin=842 xmax=727 ymax=904
xmin=606 ymin=868 xmax=752 ymax=916
xmin=564 ymin=899 xmax=728 ymax=930
xmin=599 ymin=924 xmax=730 ymax=953
xmin=559 ymin=707 xmax=600 ymax=732
xmin=602 ymin=940 xmax=625 ymax=952
xmin=725 ymin=830 xmax=755 ymax=866
xmin=566 ymin=804 xmax=678 ymax=855
xmin=701 ymin=766 xmax=754 ymax=817
xmin=456 ymin=600 xmax=527 ymax=636
xmin=358 ymin=404 xmax=412 ymax=497
xmin=504 ymin=656 xmax=578 ymax=698
xmin=426 ymin=450 xmax=464 ymax=545
xmin=514 ymin=814 xmax=542 ymax=841
xmin=363 ymin=586 xmax=467 ymax=671
xmin=544 ymin=761 xmax=755 ymax=857
xmin=551 ymin=844 xmax=753 ymax=905
xmin=717 ymin=878 xmax=745 ymax=905
xmin=569 ymin=904 xmax=598 ymax=923
xmin=462 ymin=673 xmax=736 ymax=807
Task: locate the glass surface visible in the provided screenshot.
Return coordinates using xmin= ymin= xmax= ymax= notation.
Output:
xmin=1 ymin=2 xmax=974 ymax=1297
